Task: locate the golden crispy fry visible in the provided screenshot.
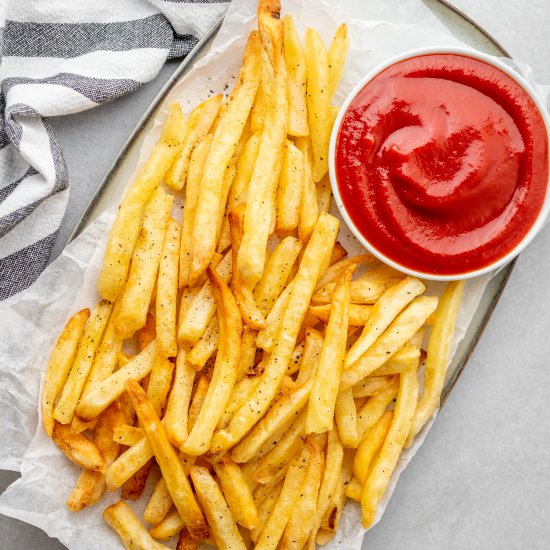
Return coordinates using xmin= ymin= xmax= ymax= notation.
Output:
xmin=150 ymin=508 xmax=185 ymax=541
xmin=229 ymin=204 xmax=267 ymax=330
xmin=236 ymin=326 xmax=260 ymax=380
xmin=407 ymin=280 xmax=464 ymax=446
xmin=52 ymin=422 xmax=106 ymax=472
xmin=295 ymin=137 xmax=319 ymax=242
xmin=315 ymin=254 xmax=375 ymax=292
xmin=327 ymin=23 xmax=349 ymax=99
xmin=190 ymin=32 xmax=262 ymax=284
xmin=190 ymin=466 xmax=247 ymax=549
xmin=295 ymin=328 xmax=323 ymax=384
xmin=256 ymin=447 xmax=310 ymax=550
xmin=232 ymin=378 xmax=313 ymax=463
xmin=316 ymin=175 xmax=332 ymax=213
xmin=54 ymin=301 xmax=112 ymax=424
xmin=371 ymin=342 xmax=421 ymax=376
xmin=352 ymin=375 xmax=395 ymax=398
xmin=144 ymin=478 xmax=174 ymax=526
xmin=353 ymin=411 xmax=393 ymax=485
xmin=356 ymin=378 xmax=399 ymax=440
xmin=103 ymin=500 xmax=169 ymax=550
xmin=182 ymin=268 xmax=242 ymax=455
xmin=218 ymin=375 xmax=262 ymax=430
xmin=251 ymin=84 xmax=267 ymax=134
xmin=188 ymin=315 xmax=219 ymax=369
xmin=213 ymin=214 xmax=339 ymax=452
xmin=106 ymin=436 xmax=152 ymax=490
xmin=306 ymin=269 xmax=352 ymax=433
xmin=43 ymin=309 xmax=90 ymax=437
xmin=188 ymin=375 xmax=210 ymax=432
xmin=238 ymin=26 xmax=288 ymax=288
xmin=227 ymin=132 xmax=262 ymax=213
xmin=66 ymin=402 xmax=123 ymax=511
xmin=341 ymin=296 xmax=438 ymax=389
xmin=76 ymin=340 xmax=157 ymax=421
xmin=156 ymin=219 xmax=181 ymax=357
xmin=215 ymin=161 xmax=238 ymax=255
xmin=121 ymin=459 xmax=153 ymax=501
xmin=282 ymin=440 xmax=324 ymax=549
xmin=113 ymin=424 xmax=144 ymax=447
xmin=362 ymin=367 xmax=419 ymax=527
xmin=98 ymin=103 xmax=186 ymax=301
xmin=344 ymin=277 xmax=425 ymax=369
xmin=309 ymin=303 xmax=372 ymax=326
xmin=305 ymin=28 xmax=330 ymax=182
xmin=283 ymin=15 xmax=308 ymax=137
xmin=308 ymin=429 xmax=344 ymax=546
xmin=178 ymin=250 xmax=232 ymax=345
xmin=125 ymin=381 xmax=208 ymax=539
xmin=165 ymin=95 xmax=222 ymax=191
xmin=253 ymin=236 xmax=302 ymax=316
xmin=115 ymin=187 xmax=173 ymax=338
xmin=146 ymin=355 xmax=174 ymax=417
xmin=312 ymin=277 xmax=398 ymax=306
xmin=276 ymin=140 xmax=304 ymax=232
xmin=256 ymin=282 xmax=292 ymax=352
xmin=213 ymin=457 xmax=259 ymax=530
xmin=163 ymin=347 xmax=196 ymax=448
xmin=334 ymin=387 xmax=359 ymax=448
xmin=179 ymin=134 xmax=213 ymax=288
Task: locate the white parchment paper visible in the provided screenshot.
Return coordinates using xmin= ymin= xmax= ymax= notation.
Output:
xmin=0 ymin=0 xmax=548 ymax=548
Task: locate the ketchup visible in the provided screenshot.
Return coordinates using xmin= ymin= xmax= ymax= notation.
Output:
xmin=335 ymin=53 xmax=549 ymax=275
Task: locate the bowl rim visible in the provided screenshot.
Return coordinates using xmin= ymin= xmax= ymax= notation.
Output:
xmin=328 ymin=45 xmax=550 ymax=281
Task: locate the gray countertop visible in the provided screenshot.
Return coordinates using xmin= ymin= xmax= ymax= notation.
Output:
xmin=2 ymin=1 xmax=550 ymax=548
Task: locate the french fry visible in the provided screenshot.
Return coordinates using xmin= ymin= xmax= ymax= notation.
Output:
xmin=276 ymin=140 xmax=304 ymax=232
xmin=305 ymin=28 xmax=330 ymax=182
xmin=306 ymin=269 xmax=352 ymax=433
xmin=178 ymin=250 xmax=232 ymax=345
xmin=98 ymin=102 xmax=186 ymax=301
xmin=283 ymin=15 xmax=308 ymax=137
xmin=344 ymin=277 xmax=425 ymax=368
xmin=231 ymin=378 xmax=313 ymax=463
xmin=229 ymin=204 xmax=267 ymax=330
xmin=179 ymin=134 xmax=213 ymax=288
xmin=43 ymin=309 xmax=90 ymax=437
xmin=255 ymin=447 xmax=310 ymax=550
xmin=156 ymin=219 xmax=181 ymax=358
xmin=165 ymin=95 xmax=222 ymax=191
xmin=213 ymin=457 xmax=259 ymax=529
xmin=308 ymin=429 xmax=344 ymax=547
xmin=340 ymin=296 xmax=438 ymax=389
xmin=256 ymin=282 xmax=292 ymax=352
xmin=312 ymin=278 xmax=397 ymax=305
xmin=215 ymin=161 xmax=238 ymax=255
xmin=182 ymin=268 xmax=242 ymax=455
xmin=254 ymin=408 xmax=306 ymax=484
xmin=309 ymin=303 xmax=372 ymax=326
xmin=253 ymin=236 xmax=302 ymax=315
xmin=125 ymin=381 xmax=208 ymax=539
xmin=176 ymin=527 xmax=199 ymax=550
xmin=251 ymin=84 xmax=268 ymax=134
xmin=356 ymin=378 xmax=399 ymax=440
xmin=237 ymin=326 xmax=260 ymax=380
xmin=213 ymin=213 xmax=339 ymax=452
xmin=315 ymin=254 xmax=374 ymax=292
xmin=52 ymin=422 xmax=106 ymax=472
xmin=76 ymin=340 xmax=157 ymax=421
xmin=251 ymin=482 xmax=283 ymax=543
xmin=407 ymin=280 xmax=464 ymax=446
xmin=334 ymin=387 xmax=359 ymax=448
xmin=329 ymin=241 xmax=348 ymax=265
xmin=352 ymin=375 xmax=395 ymax=398
xmin=190 ymin=466 xmax=247 ymax=550
xmin=144 ymin=478 xmax=175 ymax=526
xmin=238 ymin=24 xmax=288 ymax=287
xmin=188 ymin=375 xmax=210 ymax=432
xmin=113 ymin=424 xmax=144 ymax=447
xmin=150 ymin=508 xmax=185 ymax=541
xmin=163 ymin=347 xmax=196 ymax=448
xmin=115 ymin=187 xmax=173 ymax=338
xmin=346 ymin=477 xmax=363 ymax=501
xmin=370 ymin=341 xmax=421 ymax=376
xmin=103 ymin=500 xmax=169 ymax=550
xmin=362 ymin=366 xmax=419 ymax=527
xmin=316 ymin=175 xmax=332 ymax=213
xmin=282 ymin=440 xmax=324 ymax=549
xmin=66 ymin=402 xmax=123 ymax=511
xmin=295 ymin=137 xmax=319 ymax=242
xmin=190 ymin=32 xmax=262 ymax=284
xmin=295 ymin=327 xmax=323 ymax=384
xmin=188 ymin=315 xmax=219 ymax=369
xmin=122 ymin=459 xmax=153 ymax=501
xmin=146 ymin=356 xmax=174 ymax=417
xmin=54 ymin=301 xmax=112 ymax=424
xmin=218 ymin=375 xmax=262 ymax=430
xmin=353 ymin=411 xmax=393 ymax=485
xmin=327 ymin=24 xmax=349 ymax=99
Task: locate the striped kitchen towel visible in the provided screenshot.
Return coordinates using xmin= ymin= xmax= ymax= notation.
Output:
xmin=0 ymin=0 xmax=229 ymax=301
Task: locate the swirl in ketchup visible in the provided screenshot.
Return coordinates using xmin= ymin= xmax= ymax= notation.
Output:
xmin=335 ymin=53 xmax=549 ymax=275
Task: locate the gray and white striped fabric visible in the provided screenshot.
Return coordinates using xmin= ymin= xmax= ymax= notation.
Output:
xmin=0 ymin=0 xmax=229 ymax=301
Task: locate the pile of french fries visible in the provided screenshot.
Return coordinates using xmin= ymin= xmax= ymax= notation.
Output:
xmin=40 ymin=1 xmax=465 ymax=548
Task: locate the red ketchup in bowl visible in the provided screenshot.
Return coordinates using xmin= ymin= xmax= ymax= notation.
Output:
xmin=335 ymin=53 xmax=549 ymax=275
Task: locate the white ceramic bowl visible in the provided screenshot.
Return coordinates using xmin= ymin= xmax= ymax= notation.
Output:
xmin=328 ymin=46 xmax=550 ymax=281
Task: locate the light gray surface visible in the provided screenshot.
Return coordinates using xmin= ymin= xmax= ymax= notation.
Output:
xmin=2 ymin=1 xmax=550 ymax=549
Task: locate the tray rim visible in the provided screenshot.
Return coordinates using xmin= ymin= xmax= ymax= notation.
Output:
xmin=67 ymin=0 xmax=515 ymax=411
